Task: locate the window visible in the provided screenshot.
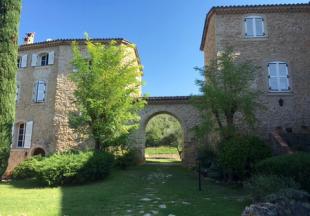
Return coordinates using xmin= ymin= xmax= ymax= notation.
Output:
xmin=17 ymin=123 xmax=26 ymax=147
xmin=17 ymin=56 xmax=22 ymax=68
xmin=33 ymin=80 xmax=47 ymax=103
xmin=244 ymin=16 xmax=265 ymax=37
xmin=268 ymin=62 xmax=290 ymax=92
xmin=31 ymin=52 xmax=54 ymax=67
xmin=40 ymin=53 xmax=49 ymax=66
xmin=16 ymin=84 xmax=20 ymax=103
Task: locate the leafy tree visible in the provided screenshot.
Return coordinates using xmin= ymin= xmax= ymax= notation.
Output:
xmin=0 ymin=0 xmax=21 ymax=176
xmin=70 ymin=39 xmax=146 ymax=152
xmin=145 ymin=114 xmax=183 ymax=154
xmin=193 ymin=48 xmax=261 ymax=139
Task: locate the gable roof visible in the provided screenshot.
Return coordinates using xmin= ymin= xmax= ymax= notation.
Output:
xmin=200 ymin=3 xmax=310 ymax=51
xmin=19 ymin=38 xmax=142 ymax=65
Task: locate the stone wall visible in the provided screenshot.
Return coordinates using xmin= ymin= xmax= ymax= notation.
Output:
xmin=203 ymin=9 xmax=310 ymax=138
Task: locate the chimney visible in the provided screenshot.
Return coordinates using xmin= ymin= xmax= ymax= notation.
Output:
xmin=24 ymin=32 xmax=35 ymax=44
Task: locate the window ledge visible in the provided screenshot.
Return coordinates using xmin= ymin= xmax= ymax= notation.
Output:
xmin=33 ymin=65 xmax=51 ymax=68
xmin=266 ymin=91 xmax=294 ymax=96
xmin=31 ymin=102 xmax=47 ymax=105
xmin=242 ymin=36 xmax=268 ymax=41
xmin=10 ymin=147 xmax=29 ymax=150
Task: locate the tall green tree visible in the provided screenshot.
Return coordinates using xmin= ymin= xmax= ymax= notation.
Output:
xmin=70 ymin=39 xmax=146 ymax=152
xmin=0 ymin=0 xmax=21 ymax=176
xmin=193 ymin=48 xmax=261 ymax=139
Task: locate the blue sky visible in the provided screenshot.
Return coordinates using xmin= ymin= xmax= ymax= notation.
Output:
xmin=19 ymin=0 xmax=307 ymax=96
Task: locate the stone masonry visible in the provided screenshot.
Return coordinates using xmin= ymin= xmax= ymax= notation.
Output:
xmin=200 ymin=3 xmax=310 ymax=139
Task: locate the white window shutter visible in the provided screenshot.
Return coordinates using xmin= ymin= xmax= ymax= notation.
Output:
xmin=33 ymin=81 xmax=38 ymax=102
xmin=31 ymin=54 xmax=38 ymax=66
xmin=48 ymin=51 xmax=54 ymax=65
xmin=24 ymin=121 xmax=33 ymax=149
xmin=11 ymin=124 xmax=15 ymax=147
xmin=16 ymin=84 xmax=20 ymax=102
xmin=21 ymin=55 xmax=28 ymax=68
xmin=36 ymin=81 xmax=46 ymax=102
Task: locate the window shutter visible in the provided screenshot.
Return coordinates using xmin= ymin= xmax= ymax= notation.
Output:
xmin=16 ymin=84 xmax=20 ymax=102
xmin=11 ymin=124 xmax=15 ymax=147
xmin=33 ymin=82 xmax=38 ymax=102
xmin=24 ymin=121 xmax=33 ymax=149
xmin=35 ymin=81 xmax=47 ymax=102
xmin=42 ymin=82 xmax=47 ymax=101
xmin=21 ymin=55 xmax=27 ymax=68
xmin=31 ymin=54 xmax=38 ymax=66
xmin=48 ymin=51 xmax=54 ymax=65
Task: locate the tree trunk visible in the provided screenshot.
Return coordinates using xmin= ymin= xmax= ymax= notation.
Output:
xmin=0 ymin=0 xmax=21 ymax=176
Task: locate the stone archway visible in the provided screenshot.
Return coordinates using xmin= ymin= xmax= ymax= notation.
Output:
xmin=31 ymin=147 xmax=46 ymax=157
xmin=131 ymin=96 xmax=202 ymax=166
xmin=143 ymin=112 xmax=184 ymax=162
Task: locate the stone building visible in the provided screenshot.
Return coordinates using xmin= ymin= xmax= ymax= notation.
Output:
xmin=6 ymin=35 xmax=141 ymax=175
xmin=200 ymin=3 xmax=310 ymax=141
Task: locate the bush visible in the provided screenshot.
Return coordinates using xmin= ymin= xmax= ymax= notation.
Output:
xmin=12 ymin=156 xmax=43 ymax=179
xmin=115 ymin=149 xmax=140 ymax=169
xmin=12 ymin=151 xmax=114 ymax=186
xmin=245 ymin=175 xmax=300 ymax=201
xmin=256 ymin=152 xmax=310 ymax=192
xmin=218 ymin=135 xmax=272 ymax=180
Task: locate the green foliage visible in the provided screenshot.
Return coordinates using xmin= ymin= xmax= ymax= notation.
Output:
xmin=0 ymin=0 xmax=21 ymax=176
xmin=145 ymin=114 xmax=183 ymax=151
xmin=69 ymin=38 xmax=146 ymax=151
xmin=114 ymin=149 xmax=140 ymax=169
xmin=218 ymin=135 xmax=272 ymax=180
xmin=256 ymin=153 xmax=310 ymax=192
xmin=12 ymin=151 xmax=114 ymax=186
xmin=245 ymin=175 xmax=300 ymax=201
xmin=192 ymin=48 xmax=261 ymax=138
xmin=12 ymin=156 xmax=43 ymax=179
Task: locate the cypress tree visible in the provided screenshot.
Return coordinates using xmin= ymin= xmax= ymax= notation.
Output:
xmin=0 ymin=0 xmax=21 ymax=176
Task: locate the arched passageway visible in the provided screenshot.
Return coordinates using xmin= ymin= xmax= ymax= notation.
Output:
xmin=32 ymin=147 xmax=46 ymax=157
xmin=144 ymin=113 xmax=184 ymax=163
xmin=131 ymin=96 xmax=203 ymax=166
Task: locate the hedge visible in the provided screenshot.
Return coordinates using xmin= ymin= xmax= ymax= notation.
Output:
xmin=256 ymin=152 xmax=310 ymax=192
xmin=12 ymin=151 xmax=114 ymax=187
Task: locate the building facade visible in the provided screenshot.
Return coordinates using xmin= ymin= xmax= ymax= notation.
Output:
xmin=6 ymin=37 xmax=141 ymax=175
xmin=200 ymin=3 xmax=310 ymax=138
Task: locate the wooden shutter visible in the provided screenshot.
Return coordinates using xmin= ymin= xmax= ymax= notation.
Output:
xmin=32 ymin=81 xmax=38 ymax=102
xmin=11 ymin=124 xmax=15 ymax=147
xmin=24 ymin=121 xmax=33 ymax=149
xmin=267 ymin=63 xmax=278 ymax=91
xmin=48 ymin=51 xmax=54 ymax=65
xmin=16 ymin=84 xmax=20 ymax=102
xmin=21 ymin=55 xmax=28 ymax=68
xmin=31 ymin=54 xmax=38 ymax=66
xmin=36 ymin=81 xmax=46 ymax=102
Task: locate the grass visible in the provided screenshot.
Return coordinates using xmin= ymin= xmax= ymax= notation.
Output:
xmin=145 ymin=146 xmax=179 ymax=155
xmin=0 ymin=164 xmax=248 ymax=216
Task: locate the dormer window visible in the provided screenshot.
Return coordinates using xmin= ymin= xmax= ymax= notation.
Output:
xmin=40 ymin=53 xmax=49 ymax=66
xmin=244 ymin=16 xmax=265 ymax=37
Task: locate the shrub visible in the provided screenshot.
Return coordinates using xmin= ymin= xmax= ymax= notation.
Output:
xmin=115 ymin=149 xmax=140 ymax=169
xmin=256 ymin=152 xmax=310 ymax=192
xmin=12 ymin=151 xmax=114 ymax=187
xmin=218 ymin=135 xmax=272 ymax=180
xmin=245 ymin=175 xmax=300 ymax=201
xmin=12 ymin=156 xmax=43 ymax=179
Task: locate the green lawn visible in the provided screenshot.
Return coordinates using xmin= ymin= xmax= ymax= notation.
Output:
xmin=145 ymin=146 xmax=179 ymax=155
xmin=0 ymin=164 xmax=248 ymax=216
